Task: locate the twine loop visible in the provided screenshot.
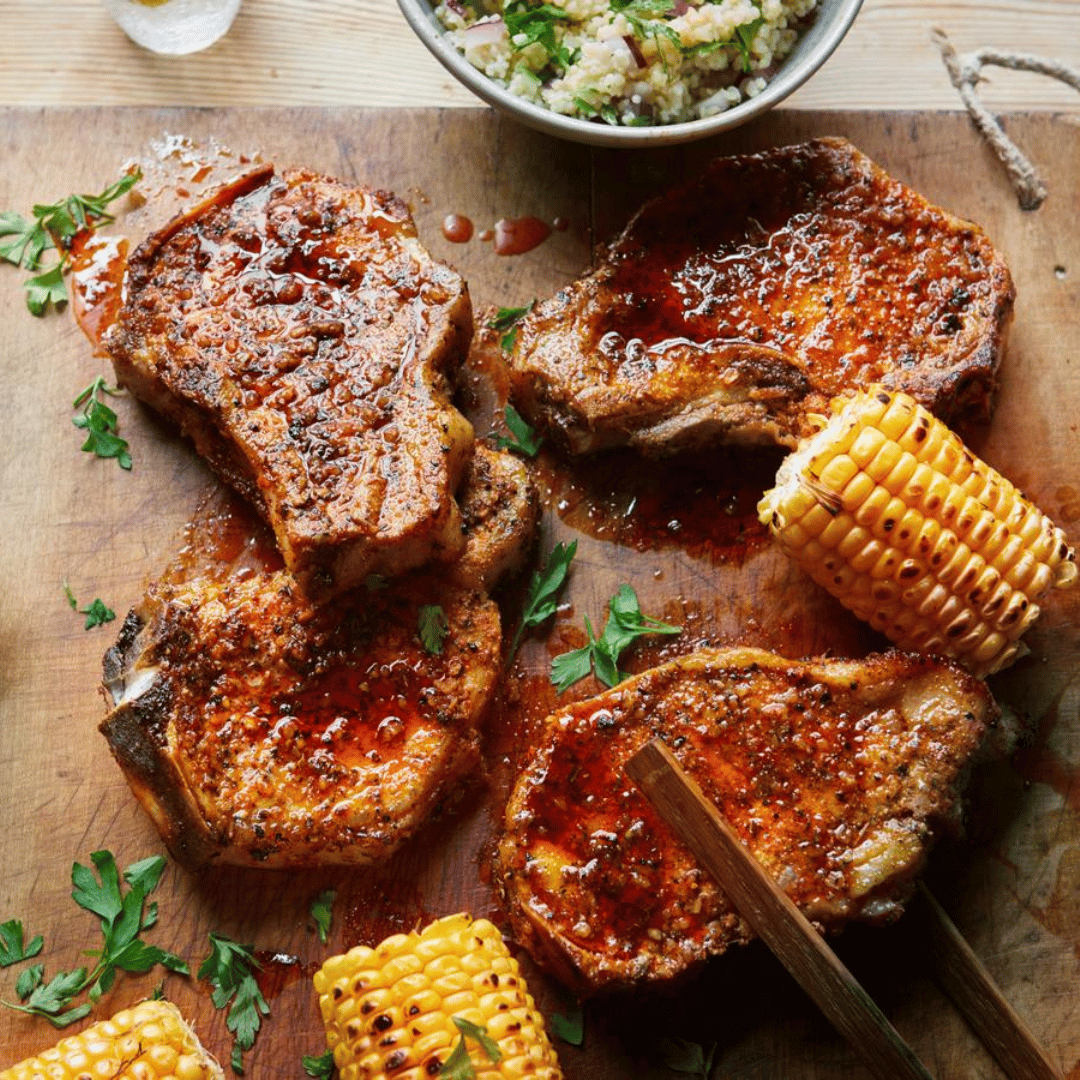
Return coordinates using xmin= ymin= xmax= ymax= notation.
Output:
xmin=933 ymin=28 xmax=1080 ymax=210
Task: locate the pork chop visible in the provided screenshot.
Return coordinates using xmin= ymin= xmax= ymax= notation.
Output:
xmin=494 ymin=647 xmax=994 ymax=994
xmin=448 ymin=442 xmax=540 ymax=591
xmin=104 ymin=165 xmax=474 ymax=597
xmin=508 ymin=138 xmax=1014 ymax=455
xmin=100 ymin=505 xmax=499 ymax=869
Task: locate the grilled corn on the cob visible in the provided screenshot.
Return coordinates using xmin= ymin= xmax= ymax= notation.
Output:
xmin=2 ymin=999 xmax=222 ymax=1080
xmin=313 ymin=912 xmax=563 ymax=1080
xmin=759 ymin=386 xmax=1076 ymax=676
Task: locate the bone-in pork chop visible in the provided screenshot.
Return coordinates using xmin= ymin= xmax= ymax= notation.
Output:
xmin=508 ymin=138 xmax=1014 ymax=455
xmin=448 ymin=443 xmax=540 ymax=591
xmin=99 ymin=445 xmax=535 ymax=868
xmin=105 ymin=165 xmax=474 ymax=597
xmin=495 ymin=647 xmax=994 ymax=994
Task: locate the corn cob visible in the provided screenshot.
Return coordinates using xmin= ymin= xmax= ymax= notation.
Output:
xmin=313 ymin=912 xmax=563 ymax=1080
xmin=759 ymin=386 xmax=1076 ymax=676
xmin=2 ymin=999 xmax=222 ymax=1080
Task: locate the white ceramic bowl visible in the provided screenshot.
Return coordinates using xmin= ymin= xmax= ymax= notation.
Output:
xmin=398 ymin=0 xmax=863 ymax=147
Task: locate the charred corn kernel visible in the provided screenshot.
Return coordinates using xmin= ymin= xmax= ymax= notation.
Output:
xmin=313 ymin=913 xmax=563 ymax=1080
xmin=1 ymin=1000 xmax=222 ymax=1080
xmin=759 ymin=387 xmax=1077 ymax=677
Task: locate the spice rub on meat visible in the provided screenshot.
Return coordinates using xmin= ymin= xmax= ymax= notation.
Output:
xmin=495 ymin=648 xmax=994 ymax=995
xmin=100 ymin=446 xmax=536 ymax=869
xmin=105 ymin=164 xmax=474 ymax=598
xmin=508 ymin=138 xmax=1014 ymax=455
xmin=102 ymin=562 xmax=497 ymax=870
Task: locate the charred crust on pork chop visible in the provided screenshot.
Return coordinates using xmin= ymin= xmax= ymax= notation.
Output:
xmin=105 ymin=165 xmax=475 ymax=598
xmin=99 ymin=444 xmax=539 ymax=869
xmin=102 ymin=569 xmax=499 ymax=868
xmin=494 ymin=647 xmax=995 ymax=995
xmin=449 ymin=443 xmax=541 ymax=591
xmin=508 ymin=138 xmax=1014 ymax=455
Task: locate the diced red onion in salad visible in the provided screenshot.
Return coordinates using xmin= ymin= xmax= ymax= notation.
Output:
xmin=621 ymin=34 xmax=648 ymax=69
xmin=458 ymin=15 xmax=507 ymax=47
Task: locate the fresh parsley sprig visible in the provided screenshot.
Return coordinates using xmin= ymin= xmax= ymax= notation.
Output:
xmin=548 ymin=999 xmax=585 ymax=1046
xmin=508 ymin=539 xmax=577 ymax=661
xmin=496 ymin=404 xmax=543 ymax=458
xmin=199 ymin=933 xmax=270 ymax=1075
xmin=309 ymin=889 xmax=336 ymax=945
xmin=655 ymin=1035 xmax=718 ymax=1078
xmin=0 ymin=169 xmax=140 ymax=315
xmin=440 ymin=1016 xmax=502 ymax=1079
xmin=2 ymin=851 xmax=189 ymax=1029
xmin=0 ymin=920 xmax=43 ymax=968
xmin=610 ymin=0 xmax=681 ymax=56
xmin=487 ymin=303 xmax=532 ymax=352
xmin=72 ymin=376 xmax=132 ymax=469
xmin=732 ymin=15 xmax=764 ymax=71
xmin=303 ymin=1049 xmax=335 ymax=1079
xmin=419 ymin=604 xmax=450 ymax=655
xmin=551 ymin=584 xmax=680 ymax=692
xmin=63 ymin=581 xmax=116 ymax=629
xmin=503 ymin=2 xmax=575 ymax=71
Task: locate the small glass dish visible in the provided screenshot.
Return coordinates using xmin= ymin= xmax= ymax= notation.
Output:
xmin=103 ymin=0 xmax=243 ymax=55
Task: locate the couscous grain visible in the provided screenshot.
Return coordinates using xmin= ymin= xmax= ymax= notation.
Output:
xmin=435 ymin=0 xmax=818 ymax=126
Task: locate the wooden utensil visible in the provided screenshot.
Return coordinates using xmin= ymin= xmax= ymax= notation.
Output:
xmin=625 ymin=737 xmax=937 ymax=1080
xmin=915 ymin=882 xmax=1063 ymax=1080
xmin=626 ymin=737 xmax=1066 ymax=1080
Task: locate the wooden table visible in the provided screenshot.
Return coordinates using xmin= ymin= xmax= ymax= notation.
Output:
xmin=0 ymin=0 xmax=1078 ymax=113
xmin=1 ymin=2 xmax=1079 ymax=1080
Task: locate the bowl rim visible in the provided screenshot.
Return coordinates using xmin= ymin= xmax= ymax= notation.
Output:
xmin=397 ymin=0 xmax=864 ymax=147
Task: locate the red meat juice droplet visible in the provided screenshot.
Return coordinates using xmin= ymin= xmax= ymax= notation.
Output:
xmin=553 ymin=216 xmax=569 ymax=232
xmin=492 ymin=216 xmax=552 ymax=256
xmin=441 ymin=213 xmax=474 ymax=243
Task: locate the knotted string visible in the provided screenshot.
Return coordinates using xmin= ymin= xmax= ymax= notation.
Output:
xmin=933 ymin=28 xmax=1080 ymax=210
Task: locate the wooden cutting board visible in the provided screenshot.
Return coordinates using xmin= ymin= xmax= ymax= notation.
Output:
xmin=0 ymin=106 xmax=1078 ymax=1079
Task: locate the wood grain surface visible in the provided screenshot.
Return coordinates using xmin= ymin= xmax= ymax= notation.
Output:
xmin=0 ymin=107 xmax=1078 ymax=1079
xmin=1 ymin=0 xmax=1080 ymax=114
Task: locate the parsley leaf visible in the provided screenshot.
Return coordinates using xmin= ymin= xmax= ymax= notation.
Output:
xmin=732 ymin=15 xmax=764 ymax=72
xmin=303 ymin=1049 xmax=335 ymax=1079
xmin=508 ymin=539 xmax=577 ymax=661
xmin=7 ymin=969 xmax=93 ymax=1028
xmin=496 ymin=404 xmax=543 ymax=457
xmin=655 ymin=1035 xmax=717 ymax=1077
xmin=72 ymin=376 xmax=132 ymax=469
xmin=418 ymin=604 xmax=450 ymax=655
xmin=573 ymin=95 xmax=621 ymax=126
xmin=549 ymin=1000 xmax=585 ymax=1046
xmin=440 ymin=1017 xmax=502 ymax=1079
xmin=0 ymin=921 xmax=43 ymax=967
xmin=310 ymin=889 xmax=336 ymax=944
xmin=550 ymin=616 xmax=600 ymax=693
xmin=1 ymin=169 xmax=140 ymax=315
xmin=487 ymin=303 xmax=533 ymax=351
xmin=198 ymin=932 xmax=269 ymax=1076
xmin=63 ymin=582 xmax=116 ymax=630
xmin=0 ymin=210 xmax=50 ymax=269
xmin=503 ymin=1 xmax=574 ymax=70
xmin=610 ymin=0 xmax=681 ymax=61
xmin=15 ymin=963 xmax=43 ymax=1000
xmin=1 ymin=850 xmax=186 ymax=1029
xmin=24 ymin=264 xmax=67 ymax=316
xmin=551 ymin=585 xmax=680 ymax=691
xmin=71 ymin=851 xmax=189 ymax=993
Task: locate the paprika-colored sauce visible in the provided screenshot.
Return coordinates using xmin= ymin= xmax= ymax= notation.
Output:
xmin=441 ymin=213 xmax=474 ymax=243
xmin=492 ymin=216 xmax=551 ymax=256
